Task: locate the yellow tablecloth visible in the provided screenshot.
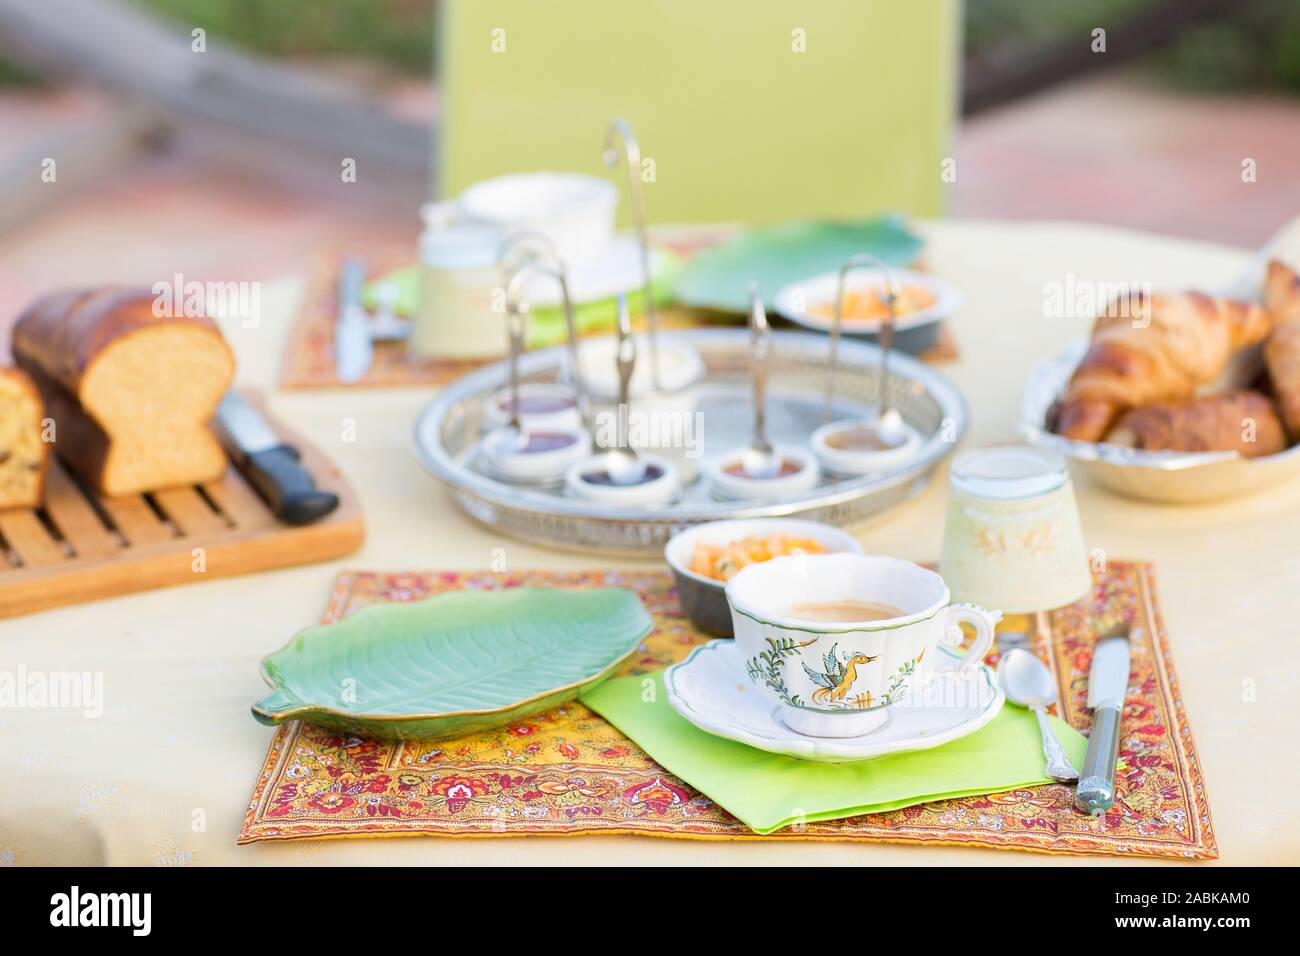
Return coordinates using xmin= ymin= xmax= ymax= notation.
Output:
xmin=2 ymin=220 xmax=1296 ymax=866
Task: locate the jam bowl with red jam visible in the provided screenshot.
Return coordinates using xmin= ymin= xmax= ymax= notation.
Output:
xmin=483 ymin=382 xmax=584 ymax=434
xmin=704 ymin=446 xmax=819 ymax=501
xmin=478 ymin=423 xmax=592 ymax=485
xmin=564 ymin=452 xmax=680 ymax=506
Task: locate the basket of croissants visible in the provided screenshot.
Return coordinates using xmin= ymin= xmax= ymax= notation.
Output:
xmin=1021 ymin=252 xmax=1300 ymax=504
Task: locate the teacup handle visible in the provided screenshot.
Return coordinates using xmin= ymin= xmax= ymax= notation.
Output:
xmin=942 ymin=603 xmax=1001 ymax=671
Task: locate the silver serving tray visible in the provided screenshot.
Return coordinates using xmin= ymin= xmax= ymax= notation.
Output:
xmin=413 ymin=328 xmax=969 ymax=554
xmin=1020 ymin=337 xmax=1300 ymax=503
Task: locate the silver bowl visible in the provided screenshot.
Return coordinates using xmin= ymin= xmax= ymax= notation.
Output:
xmin=1020 ymin=338 xmax=1300 ymax=503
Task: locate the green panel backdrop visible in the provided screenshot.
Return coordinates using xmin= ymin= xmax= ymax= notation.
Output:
xmin=437 ymin=0 xmax=960 ymax=223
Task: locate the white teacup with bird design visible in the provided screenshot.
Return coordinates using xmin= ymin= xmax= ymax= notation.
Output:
xmin=725 ymin=554 xmax=1001 ymax=737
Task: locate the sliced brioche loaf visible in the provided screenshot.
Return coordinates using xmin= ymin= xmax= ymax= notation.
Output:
xmin=12 ymin=288 xmax=235 ymax=497
xmin=0 ymin=367 xmax=49 ymax=508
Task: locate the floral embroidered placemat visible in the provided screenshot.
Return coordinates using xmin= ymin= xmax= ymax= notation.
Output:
xmin=278 ymin=242 xmax=959 ymax=390
xmin=278 ymin=251 xmax=483 ymax=391
xmin=238 ymin=562 xmax=1215 ymax=859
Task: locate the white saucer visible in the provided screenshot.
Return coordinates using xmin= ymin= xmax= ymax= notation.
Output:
xmin=664 ymin=640 xmax=1004 ymax=763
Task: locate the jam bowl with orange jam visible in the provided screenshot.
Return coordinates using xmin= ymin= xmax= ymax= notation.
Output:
xmin=663 ymin=518 xmax=864 ymax=637
xmin=772 ymin=268 xmax=963 ymax=355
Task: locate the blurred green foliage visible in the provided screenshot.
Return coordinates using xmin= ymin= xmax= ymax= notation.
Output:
xmin=136 ymin=0 xmax=436 ymax=72
xmin=0 ymin=0 xmax=435 ymax=86
xmin=966 ymin=0 xmax=1300 ymax=94
xmin=1151 ymin=0 xmax=1300 ymax=92
xmin=966 ymin=0 xmax=1148 ymax=53
xmin=0 ymin=61 xmax=34 ymax=86
xmin=2 ymin=0 xmax=1300 ymax=96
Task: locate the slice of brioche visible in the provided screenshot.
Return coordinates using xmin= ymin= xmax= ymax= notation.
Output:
xmin=0 ymin=367 xmax=49 ymax=509
xmin=12 ymin=288 xmax=235 ymax=497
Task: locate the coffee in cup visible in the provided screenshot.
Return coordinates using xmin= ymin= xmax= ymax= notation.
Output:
xmin=725 ymin=554 xmax=1001 ymax=738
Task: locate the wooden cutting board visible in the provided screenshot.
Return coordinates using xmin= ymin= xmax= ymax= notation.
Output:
xmin=0 ymin=392 xmax=364 ymax=618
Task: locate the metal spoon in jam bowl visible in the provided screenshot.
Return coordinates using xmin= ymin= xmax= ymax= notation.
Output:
xmin=740 ymin=285 xmax=781 ymax=480
xmin=601 ymin=293 xmax=647 ymax=486
xmin=997 ymin=648 xmax=1079 ymax=783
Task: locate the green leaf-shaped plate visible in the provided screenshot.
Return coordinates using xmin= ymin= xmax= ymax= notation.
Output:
xmin=674 ymin=215 xmax=925 ymax=313
xmin=251 ymin=588 xmax=653 ymax=741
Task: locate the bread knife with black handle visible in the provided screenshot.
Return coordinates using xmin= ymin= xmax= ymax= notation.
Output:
xmin=213 ymin=393 xmax=339 ymax=525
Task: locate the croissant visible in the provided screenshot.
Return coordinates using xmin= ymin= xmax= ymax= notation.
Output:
xmin=1054 ymin=290 xmax=1273 ymax=442
xmin=1263 ymin=259 xmax=1300 ymax=439
xmin=1104 ymin=390 xmax=1286 ymax=457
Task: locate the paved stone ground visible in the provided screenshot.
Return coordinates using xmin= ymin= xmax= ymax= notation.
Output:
xmin=949 ymin=75 xmax=1300 ymax=246
xmin=1 ymin=72 xmax=1299 ymax=333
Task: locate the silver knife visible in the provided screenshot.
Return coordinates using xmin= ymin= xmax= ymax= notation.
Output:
xmin=1075 ymin=624 xmax=1131 ymax=815
xmin=335 ymin=257 xmax=373 ymax=383
xmin=214 ymin=393 xmax=339 ymax=525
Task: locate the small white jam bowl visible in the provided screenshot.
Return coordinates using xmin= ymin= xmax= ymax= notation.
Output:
xmin=810 ymin=418 xmax=924 ymax=477
xmin=479 ymin=426 xmax=592 ymax=485
xmin=705 ymin=446 xmax=820 ymax=500
xmin=483 ymin=383 xmax=584 ymax=434
xmin=564 ymin=453 xmax=680 ymax=506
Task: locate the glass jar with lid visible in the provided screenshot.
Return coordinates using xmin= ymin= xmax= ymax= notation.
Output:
xmin=939 ymin=445 xmax=1091 ymax=613
xmin=411 ymin=202 xmax=508 ymax=359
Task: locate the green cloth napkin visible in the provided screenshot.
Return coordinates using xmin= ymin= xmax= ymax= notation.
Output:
xmin=579 ymin=672 xmax=1087 ymax=835
xmin=362 ymin=250 xmax=683 ymax=350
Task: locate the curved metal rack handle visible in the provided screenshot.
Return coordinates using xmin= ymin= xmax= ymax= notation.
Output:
xmin=603 ymin=117 xmax=660 ymax=389
xmin=497 ymin=230 xmax=564 ymax=281
xmin=504 ymin=262 xmax=591 ymax=427
xmin=823 ymin=252 xmax=902 ymax=424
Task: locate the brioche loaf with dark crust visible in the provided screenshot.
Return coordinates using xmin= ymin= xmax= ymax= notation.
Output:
xmin=0 ymin=366 xmax=49 ymax=508
xmin=12 ymin=288 xmax=235 ymax=497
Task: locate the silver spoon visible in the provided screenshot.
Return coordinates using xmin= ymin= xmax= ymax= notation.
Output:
xmin=822 ymin=253 xmax=910 ymax=449
xmin=602 ymin=293 xmax=647 ymax=485
xmin=740 ymin=285 xmax=781 ymax=479
xmin=871 ymin=283 xmax=910 ymax=448
xmin=997 ymin=648 xmax=1080 ymax=783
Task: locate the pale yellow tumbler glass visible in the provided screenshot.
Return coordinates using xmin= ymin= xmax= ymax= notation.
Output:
xmin=939 ymin=446 xmax=1092 ymax=613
